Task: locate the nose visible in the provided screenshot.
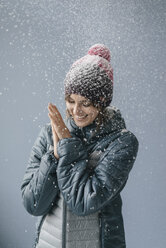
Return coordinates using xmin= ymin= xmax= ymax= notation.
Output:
xmin=73 ymin=104 xmax=83 ymax=115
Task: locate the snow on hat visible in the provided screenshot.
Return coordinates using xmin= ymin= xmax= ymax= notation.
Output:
xmin=64 ymin=44 xmax=113 ymax=107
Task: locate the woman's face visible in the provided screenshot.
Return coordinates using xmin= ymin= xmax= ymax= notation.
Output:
xmin=66 ymin=94 xmax=99 ymax=127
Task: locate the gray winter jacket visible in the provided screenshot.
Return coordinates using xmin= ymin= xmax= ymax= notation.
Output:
xmin=21 ymin=106 xmax=139 ymax=248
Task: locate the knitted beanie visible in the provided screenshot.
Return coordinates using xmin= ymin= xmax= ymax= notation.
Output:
xmin=64 ymin=44 xmax=113 ymax=107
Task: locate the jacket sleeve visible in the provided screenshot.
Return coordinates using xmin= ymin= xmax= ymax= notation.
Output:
xmin=21 ymin=125 xmax=59 ymax=216
xmin=56 ymin=131 xmax=139 ymax=216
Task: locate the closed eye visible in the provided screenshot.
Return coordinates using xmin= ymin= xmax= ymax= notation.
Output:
xmin=67 ymin=100 xmax=75 ymax=104
xmin=82 ymin=102 xmax=91 ymax=107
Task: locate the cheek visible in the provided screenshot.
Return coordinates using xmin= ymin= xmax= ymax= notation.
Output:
xmin=87 ymin=109 xmax=99 ymax=119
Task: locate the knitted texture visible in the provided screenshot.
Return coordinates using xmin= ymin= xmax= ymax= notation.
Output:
xmin=64 ymin=44 xmax=113 ymax=107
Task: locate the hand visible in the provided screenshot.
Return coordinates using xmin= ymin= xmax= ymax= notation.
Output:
xmin=48 ymin=103 xmax=71 ymax=140
xmin=50 ymin=119 xmax=59 ymax=159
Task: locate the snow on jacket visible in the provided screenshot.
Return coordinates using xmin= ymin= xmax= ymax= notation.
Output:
xmin=21 ymin=106 xmax=139 ymax=248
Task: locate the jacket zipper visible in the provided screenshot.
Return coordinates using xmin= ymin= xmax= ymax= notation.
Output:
xmin=62 ymin=197 xmax=67 ymax=248
xmin=98 ymin=211 xmax=102 ymax=248
xmin=34 ymin=215 xmax=46 ymax=247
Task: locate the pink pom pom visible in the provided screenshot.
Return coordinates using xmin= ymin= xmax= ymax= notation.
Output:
xmin=88 ymin=44 xmax=111 ymax=62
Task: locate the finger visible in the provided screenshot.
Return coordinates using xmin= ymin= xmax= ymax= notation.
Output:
xmin=48 ymin=113 xmax=61 ymax=124
xmin=50 ymin=118 xmax=59 ymax=140
xmin=48 ymin=104 xmax=55 ymax=111
xmin=48 ymin=108 xmax=62 ymax=120
xmin=48 ymin=103 xmax=59 ymax=113
xmin=49 ymin=116 xmax=54 ymax=129
xmin=49 ymin=114 xmax=60 ymax=132
xmin=49 ymin=106 xmax=62 ymax=119
xmin=48 ymin=112 xmax=67 ymax=133
xmin=48 ymin=103 xmax=62 ymax=118
xmin=48 ymin=113 xmax=57 ymax=125
xmin=48 ymin=105 xmax=58 ymax=114
xmin=48 ymin=113 xmax=53 ymax=119
xmin=51 ymin=120 xmax=57 ymax=133
xmin=48 ymin=113 xmax=64 ymax=127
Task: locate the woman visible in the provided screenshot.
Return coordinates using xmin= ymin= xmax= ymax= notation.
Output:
xmin=21 ymin=44 xmax=139 ymax=248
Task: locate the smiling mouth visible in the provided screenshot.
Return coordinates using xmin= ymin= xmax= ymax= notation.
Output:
xmin=75 ymin=115 xmax=88 ymax=120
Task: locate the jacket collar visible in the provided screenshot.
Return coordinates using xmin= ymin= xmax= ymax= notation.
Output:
xmin=67 ymin=105 xmax=126 ymax=143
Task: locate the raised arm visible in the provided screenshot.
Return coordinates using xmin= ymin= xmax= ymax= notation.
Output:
xmin=21 ymin=125 xmax=59 ymax=216
xmin=56 ymin=131 xmax=139 ymax=216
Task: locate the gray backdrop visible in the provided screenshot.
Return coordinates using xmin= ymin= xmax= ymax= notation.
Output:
xmin=0 ymin=0 xmax=166 ymax=247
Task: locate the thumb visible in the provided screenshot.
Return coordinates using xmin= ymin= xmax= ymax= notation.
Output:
xmin=51 ymin=120 xmax=59 ymax=141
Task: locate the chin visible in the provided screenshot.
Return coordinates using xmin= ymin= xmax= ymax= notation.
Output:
xmin=75 ymin=122 xmax=87 ymax=128
xmin=74 ymin=119 xmax=89 ymax=128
